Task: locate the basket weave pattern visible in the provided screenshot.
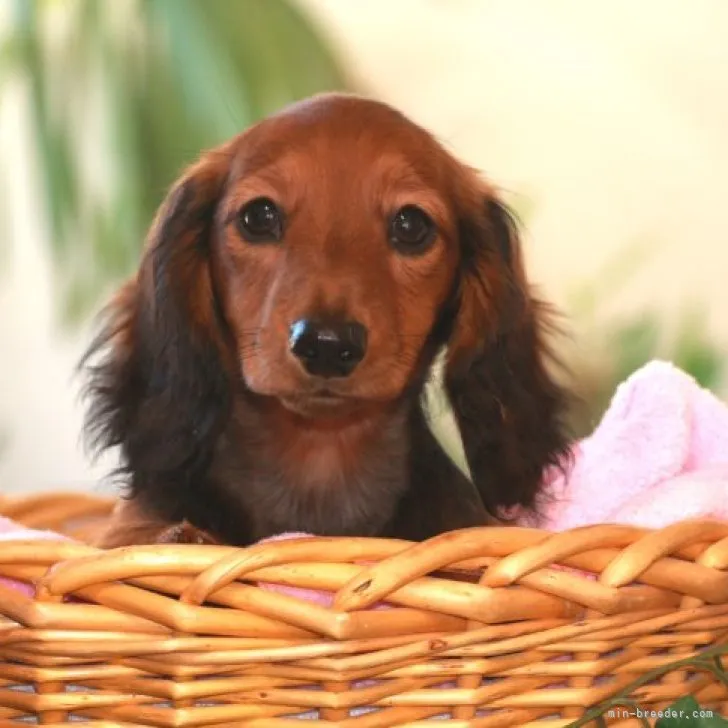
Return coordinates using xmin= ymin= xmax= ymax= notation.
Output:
xmin=0 ymin=493 xmax=727 ymax=726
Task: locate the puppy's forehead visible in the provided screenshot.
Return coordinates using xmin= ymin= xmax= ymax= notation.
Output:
xmin=275 ymin=93 xmax=415 ymax=127
xmin=231 ymin=94 xmax=450 ymax=181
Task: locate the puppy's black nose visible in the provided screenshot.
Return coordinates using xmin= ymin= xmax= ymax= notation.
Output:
xmin=289 ymin=319 xmax=367 ymax=378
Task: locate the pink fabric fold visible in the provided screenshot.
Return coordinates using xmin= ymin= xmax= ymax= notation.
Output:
xmin=523 ymin=359 xmax=728 ymax=530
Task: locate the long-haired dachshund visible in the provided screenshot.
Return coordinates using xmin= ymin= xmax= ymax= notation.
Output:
xmin=85 ymin=93 xmax=571 ymax=548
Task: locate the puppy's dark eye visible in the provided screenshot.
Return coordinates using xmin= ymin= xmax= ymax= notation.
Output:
xmin=389 ymin=205 xmax=436 ymax=254
xmin=237 ymin=197 xmax=283 ymax=242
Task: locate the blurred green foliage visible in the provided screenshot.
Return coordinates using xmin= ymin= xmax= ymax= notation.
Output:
xmin=1 ymin=0 xmax=349 ymax=322
xmin=567 ymin=244 xmax=724 ymax=435
xmin=574 ymin=307 xmax=724 ymax=433
xmin=510 ymin=195 xmax=725 ymax=435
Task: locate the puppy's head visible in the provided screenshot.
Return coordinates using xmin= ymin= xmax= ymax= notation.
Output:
xmin=214 ymin=95 xmax=467 ymax=416
xmin=86 ymin=93 xmax=570 ymax=517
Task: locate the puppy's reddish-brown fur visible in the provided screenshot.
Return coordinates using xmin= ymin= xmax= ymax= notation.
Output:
xmin=84 ymin=93 xmax=571 ymax=548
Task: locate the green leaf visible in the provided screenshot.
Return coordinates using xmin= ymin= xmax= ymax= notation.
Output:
xmin=655 ymin=696 xmax=728 ymax=727
xmin=12 ymin=0 xmax=79 ymax=254
xmin=0 ymin=35 xmax=20 ymax=99
xmin=671 ymin=307 xmax=724 ymax=390
xmin=609 ymin=314 xmax=661 ymax=384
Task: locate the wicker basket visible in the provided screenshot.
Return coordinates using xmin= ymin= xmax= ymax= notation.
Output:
xmin=0 ymin=493 xmax=727 ymax=727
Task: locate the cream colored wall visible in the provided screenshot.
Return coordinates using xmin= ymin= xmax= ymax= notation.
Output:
xmin=1 ymin=0 xmax=727 ymax=492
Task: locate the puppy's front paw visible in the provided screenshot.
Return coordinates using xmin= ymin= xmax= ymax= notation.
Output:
xmin=157 ymin=521 xmax=218 ymax=545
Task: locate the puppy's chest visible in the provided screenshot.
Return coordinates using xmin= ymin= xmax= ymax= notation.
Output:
xmin=214 ymin=417 xmax=410 ymax=539
xmin=279 ymin=436 xmax=360 ymax=488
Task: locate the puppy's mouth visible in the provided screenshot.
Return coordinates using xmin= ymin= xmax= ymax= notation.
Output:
xmin=278 ymin=387 xmax=365 ymax=418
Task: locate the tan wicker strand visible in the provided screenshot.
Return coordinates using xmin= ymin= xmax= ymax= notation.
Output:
xmin=0 ymin=493 xmax=113 ymax=528
xmin=0 ymin=723 xmax=140 ymax=728
xmin=598 ymin=520 xmax=728 ymax=587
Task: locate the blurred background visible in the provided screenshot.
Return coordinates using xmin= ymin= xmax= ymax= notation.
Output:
xmin=1 ymin=0 xmax=727 ymax=495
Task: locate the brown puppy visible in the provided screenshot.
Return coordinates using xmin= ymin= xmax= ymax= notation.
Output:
xmin=84 ymin=93 xmax=571 ymax=548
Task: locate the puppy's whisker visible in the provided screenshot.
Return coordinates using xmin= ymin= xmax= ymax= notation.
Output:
xmin=239 ymin=349 xmax=258 ymax=359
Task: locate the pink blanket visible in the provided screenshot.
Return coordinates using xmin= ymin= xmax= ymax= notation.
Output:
xmin=523 ymin=359 xmax=728 ymax=530
xmin=2 ymin=360 xmax=727 ymax=602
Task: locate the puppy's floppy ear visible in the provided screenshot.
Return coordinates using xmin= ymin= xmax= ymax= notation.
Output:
xmin=83 ymin=146 xmax=234 ymax=519
xmin=444 ymin=193 xmax=571 ymax=519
